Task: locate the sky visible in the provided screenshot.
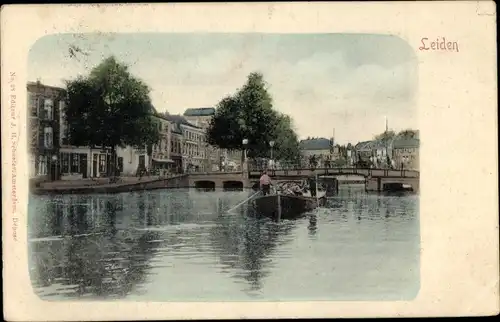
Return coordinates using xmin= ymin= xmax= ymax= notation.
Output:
xmin=28 ymin=33 xmax=418 ymax=144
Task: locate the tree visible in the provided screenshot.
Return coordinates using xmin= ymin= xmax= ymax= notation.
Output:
xmin=309 ymin=155 xmax=318 ymax=169
xmin=374 ymin=130 xmax=396 ymax=142
xmin=63 ymin=56 xmax=160 ymax=179
xmin=206 ymin=72 xmax=299 ymax=163
xmin=272 ymin=114 xmax=301 ymax=162
xmin=397 ymin=129 xmax=419 ymax=139
xmin=332 ymin=157 xmax=347 ymax=168
xmin=374 ymin=128 xmax=419 ymax=141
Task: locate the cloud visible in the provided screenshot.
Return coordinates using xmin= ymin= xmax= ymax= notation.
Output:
xmin=28 ymin=34 xmax=417 ymax=144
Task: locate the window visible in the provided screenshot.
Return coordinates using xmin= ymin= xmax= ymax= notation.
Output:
xmin=59 ymin=101 xmax=67 ymax=144
xmin=29 ymin=154 xmax=37 ymax=177
xmin=44 ymin=99 xmax=53 ymax=120
xmin=29 ymin=93 xmax=38 ymax=117
xmin=44 ymin=127 xmax=53 ymax=148
xmin=38 ymin=155 xmax=48 ymax=175
xmin=71 ymin=153 xmax=79 ymax=173
xmin=117 ymin=157 xmax=124 ymax=172
xmin=61 ymin=153 xmax=70 ymax=173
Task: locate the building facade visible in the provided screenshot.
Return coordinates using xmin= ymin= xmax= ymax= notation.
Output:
xmin=115 ymin=145 xmax=149 ymax=176
xmin=392 ymin=137 xmax=420 ymax=170
xmin=354 ymin=140 xmax=373 ymax=164
xmin=299 ymin=138 xmax=334 ymax=167
xmin=370 ymin=140 xmax=394 ymax=168
xmin=183 ymin=107 xmax=215 ymax=129
xmin=164 ymin=114 xmax=209 ymax=173
xmin=115 ymin=113 xmax=174 ymax=177
xmin=150 ymin=114 xmax=174 ymax=173
xmin=27 ymin=81 xmax=63 ymax=179
xmin=181 ymin=122 xmax=208 ymax=172
xmin=169 ymin=122 xmax=184 ymax=173
xmin=60 ymin=111 xmax=112 ymax=179
xmin=183 ymin=107 xmax=226 ymax=171
xmin=58 ymin=87 xmax=159 ymax=179
xmin=58 ymin=88 xmax=113 ymax=179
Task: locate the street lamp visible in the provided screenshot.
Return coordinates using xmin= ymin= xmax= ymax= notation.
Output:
xmin=51 ymin=154 xmax=58 ymax=181
xmin=269 ymin=140 xmax=275 ymax=170
xmin=242 ymin=139 xmax=248 ymax=172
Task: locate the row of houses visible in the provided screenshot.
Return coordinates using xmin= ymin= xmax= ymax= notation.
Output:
xmin=298 ymin=135 xmax=419 ymax=171
xmin=353 ymin=137 xmax=419 ymax=170
xmin=27 ymin=81 xmax=237 ymax=180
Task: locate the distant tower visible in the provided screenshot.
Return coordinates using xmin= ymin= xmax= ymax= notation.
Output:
xmin=385 ymin=116 xmax=388 ymax=132
xmin=330 ymin=128 xmax=335 ymax=154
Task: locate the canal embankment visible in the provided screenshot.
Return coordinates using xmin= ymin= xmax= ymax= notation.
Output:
xmin=31 ymin=175 xmax=189 ymax=195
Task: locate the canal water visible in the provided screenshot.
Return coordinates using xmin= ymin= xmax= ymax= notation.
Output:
xmin=28 ymin=185 xmax=420 ymax=301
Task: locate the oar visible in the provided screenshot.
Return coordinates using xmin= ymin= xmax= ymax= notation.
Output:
xmin=316 ymin=173 xmax=320 ymax=204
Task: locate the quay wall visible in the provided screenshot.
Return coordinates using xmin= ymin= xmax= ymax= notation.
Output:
xmin=366 ymin=177 xmax=420 ymax=193
xmin=31 ymin=172 xmax=420 ymax=195
xmin=31 ymin=175 xmax=189 ymax=195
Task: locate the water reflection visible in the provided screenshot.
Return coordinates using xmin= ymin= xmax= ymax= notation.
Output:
xmin=28 ymin=190 xmax=256 ymax=299
xmin=28 ymin=185 xmax=420 ymax=301
xmin=29 ymin=194 xmax=164 ymax=299
xmin=308 ymin=214 xmax=318 ymax=237
xmin=209 ymin=204 xmax=297 ymax=294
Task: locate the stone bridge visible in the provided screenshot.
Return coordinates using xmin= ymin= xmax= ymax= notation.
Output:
xmin=187 ymin=172 xmax=249 ymax=190
xmin=186 ymin=167 xmax=420 ymax=192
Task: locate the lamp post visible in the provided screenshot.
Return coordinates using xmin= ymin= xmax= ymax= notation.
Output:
xmin=242 ymin=138 xmax=248 ymax=173
xmin=269 ymin=140 xmax=275 ymax=170
xmin=401 ymin=155 xmax=409 ymax=175
xmin=51 ymin=154 xmax=58 ymax=181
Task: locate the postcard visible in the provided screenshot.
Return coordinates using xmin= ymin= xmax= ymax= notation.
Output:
xmin=1 ymin=2 xmax=498 ymax=320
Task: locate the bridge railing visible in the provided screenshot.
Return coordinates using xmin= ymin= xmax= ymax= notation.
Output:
xmin=187 ymin=171 xmax=243 ymax=176
xmin=249 ymin=166 xmax=419 ymax=178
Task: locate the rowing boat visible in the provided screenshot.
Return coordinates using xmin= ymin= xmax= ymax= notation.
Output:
xmin=253 ymin=191 xmax=326 ymax=221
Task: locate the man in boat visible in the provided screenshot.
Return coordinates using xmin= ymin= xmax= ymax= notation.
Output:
xmin=307 ymin=173 xmax=317 ymax=197
xmin=259 ymin=171 xmax=272 ymax=196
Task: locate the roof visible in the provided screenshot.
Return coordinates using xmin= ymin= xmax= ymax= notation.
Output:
xmin=354 ymin=140 xmax=374 ymax=151
xmin=299 ymin=138 xmax=331 ymax=150
xmin=163 ymin=114 xmax=201 ymax=129
xmin=170 ymin=122 xmax=182 ymax=134
xmin=393 ymin=137 xmax=420 ymax=148
xmin=183 ymin=107 xmax=216 ymax=116
xmin=27 ymin=81 xmax=66 ymax=92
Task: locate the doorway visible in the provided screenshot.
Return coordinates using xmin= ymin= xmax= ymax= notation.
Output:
xmin=139 ymin=155 xmax=146 ymax=169
xmin=80 ymin=153 xmax=88 ymax=178
xmin=92 ymin=154 xmax=98 ymax=177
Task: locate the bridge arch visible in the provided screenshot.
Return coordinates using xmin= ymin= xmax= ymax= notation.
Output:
xmin=194 ymin=180 xmax=215 ymax=191
xmin=223 ymin=180 xmax=244 ymax=191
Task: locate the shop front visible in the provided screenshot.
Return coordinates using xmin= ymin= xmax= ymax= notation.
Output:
xmin=59 ymin=151 xmax=89 ymax=179
xmin=91 ymin=151 xmax=114 ymax=178
xmin=152 ymin=158 xmax=175 ymax=175
xmin=171 ymin=155 xmax=183 ymax=174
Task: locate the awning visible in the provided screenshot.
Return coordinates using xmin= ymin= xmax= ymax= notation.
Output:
xmin=152 ymin=158 xmax=175 ymax=163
